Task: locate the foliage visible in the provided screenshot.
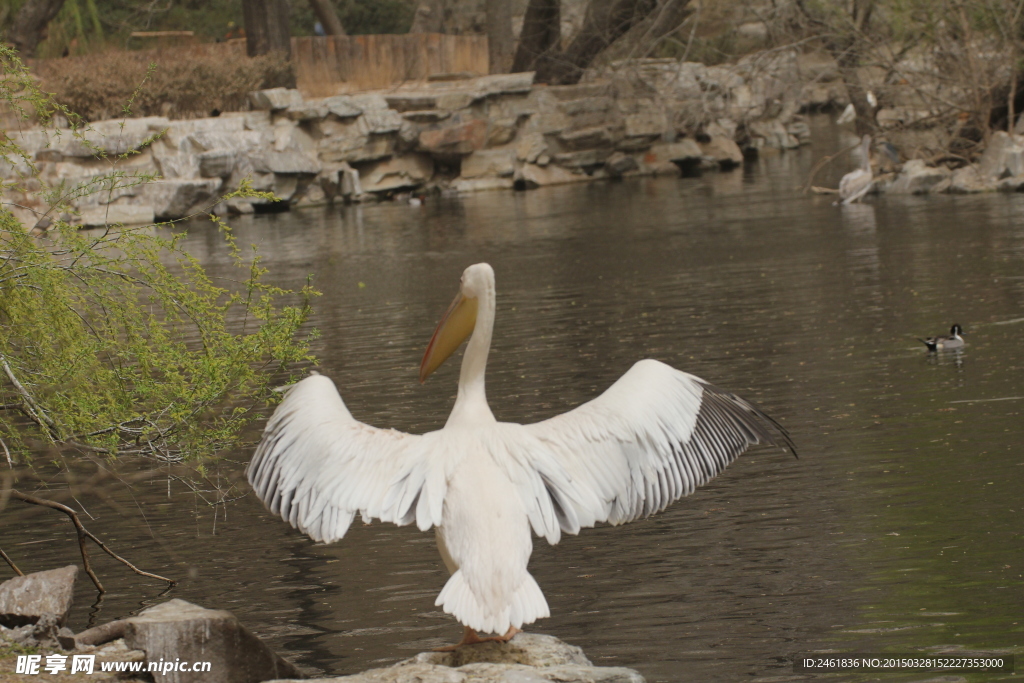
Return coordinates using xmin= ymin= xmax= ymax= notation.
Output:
xmin=7 ymin=0 xmax=418 ymax=58
xmin=0 ymin=46 xmax=316 ymax=465
xmin=770 ymin=0 xmax=1024 ymax=153
xmin=32 ymin=46 xmax=293 ymax=121
xmin=290 ymin=0 xmax=417 ymax=36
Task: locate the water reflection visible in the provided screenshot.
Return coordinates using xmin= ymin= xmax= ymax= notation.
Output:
xmin=3 ymin=120 xmax=1024 ymax=682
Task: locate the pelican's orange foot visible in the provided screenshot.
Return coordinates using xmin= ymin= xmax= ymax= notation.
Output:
xmin=433 ymin=625 xmax=521 ymax=651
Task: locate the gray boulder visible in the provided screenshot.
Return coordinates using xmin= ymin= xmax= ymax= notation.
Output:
xmin=0 ymin=565 xmax=78 ymax=628
xmin=281 ymin=633 xmax=643 ymax=683
xmin=249 ymin=88 xmax=304 ymax=111
xmin=977 ymin=131 xmax=1024 ymax=180
xmin=698 ymin=135 xmax=744 ymax=168
xmin=252 ymin=151 xmax=321 ymax=176
xmin=147 ymin=179 xmax=222 ymax=219
xmin=949 ymin=165 xmax=994 ymax=194
xmin=889 ymin=159 xmax=951 ymax=194
xmin=124 ymin=599 xmax=300 ymax=683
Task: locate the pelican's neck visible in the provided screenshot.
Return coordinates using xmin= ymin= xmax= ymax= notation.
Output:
xmin=447 ymin=284 xmax=496 ymax=426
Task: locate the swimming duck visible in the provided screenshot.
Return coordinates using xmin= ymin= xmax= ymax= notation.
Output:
xmin=919 ymin=324 xmax=965 ymax=351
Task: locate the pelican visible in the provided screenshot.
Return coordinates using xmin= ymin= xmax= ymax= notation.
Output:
xmin=837 ymin=134 xmax=873 ymax=205
xmin=919 ymin=324 xmax=965 ymax=351
xmin=247 ymin=263 xmax=796 ymax=649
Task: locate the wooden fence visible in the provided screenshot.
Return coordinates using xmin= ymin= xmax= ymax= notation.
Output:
xmin=292 ymin=33 xmax=490 ymax=95
xmin=152 ymin=34 xmax=490 ymax=94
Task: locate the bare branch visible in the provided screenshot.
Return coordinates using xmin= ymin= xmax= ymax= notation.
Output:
xmin=0 ymin=546 xmax=24 ymax=576
xmin=9 ymin=489 xmax=175 ymax=591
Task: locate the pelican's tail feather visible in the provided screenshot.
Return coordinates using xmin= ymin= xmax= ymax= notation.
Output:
xmin=435 ymin=570 xmax=549 ymax=635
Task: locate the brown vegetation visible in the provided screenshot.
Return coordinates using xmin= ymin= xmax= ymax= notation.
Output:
xmin=31 ymin=45 xmax=293 ymax=121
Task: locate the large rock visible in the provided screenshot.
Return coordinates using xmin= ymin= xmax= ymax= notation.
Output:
xmin=324 ymin=96 xmax=365 ymax=119
xmin=419 ymin=120 xmax=488 ymax=156
xmin=80 ymin=203 xmax=156 ymax=227
xmin=359 ymin=154 xmax=434 ymax=193
xmin=623 ymin=109 xmax=668 ymax=140
xmin=124 ymin=599 xmax=299 ymax=683
xmin=252 ymin=151 xmax=321 ymax=175
xmin=557 ymin=126 xmax=614 ymax=151
xmin=249 ymin=88 xmax=304 ymax=111
xmin=285 ymin=634 xmax=644 ymax=683
xmin=515 ymin=133 xmax=548 ymax=163
xmin=460 ymin=149 xmax=515 ymax=179
xmin=360 ymin=109 xmax=404 ymax=135
xmin=450 ymin=177 xmax=515 ymax=193
xmin=0 ymin=565 xmax=77 ymax=628
xmin=146 ymin=179 xmax=222 ymax=219
xmin=977 ymin=131 xmax=1024 ymax=180
xmin=60 ymin=117 xmax=169 ymax=158
xmin=638 ymin=140 xmax=702 ymax=175
xmin=698 ymin=135 xmax=744 ymax=168
xmin=888 ymin=159 xmax=951 ymax=194
xmin=156 ymin=152 xmax=201 ymax=179
xmin=473 ymin=72 xmax=535 ymax=98
xmin=949 ymin=165 xmax=994 ymax=194
xmin=747 ymin=118 xmax=800 ymax=150
xmin=516 ymin=163 xmax=586 ymax=188
xmin=198 ymin=150 xmax=236 ymax=178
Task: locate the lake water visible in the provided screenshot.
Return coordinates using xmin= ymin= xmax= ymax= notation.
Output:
xmin=3 ymin=117 xmax=1023 ymax=682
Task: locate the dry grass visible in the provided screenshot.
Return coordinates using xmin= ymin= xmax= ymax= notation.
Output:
xmin=31 ymin=45 xmax=293 ymax=121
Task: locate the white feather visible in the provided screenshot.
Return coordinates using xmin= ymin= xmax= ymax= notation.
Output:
xmin=248 ymin=264 xmax=793 ymax=637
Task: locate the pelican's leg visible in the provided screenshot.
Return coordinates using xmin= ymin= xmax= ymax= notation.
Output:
xmin=496 ymin=625 xmax=520 ymax=642
xmin=433 ymin=625 xmax=486 ymax=651
xmin=433 ymin=625 xmax=522 ymax=651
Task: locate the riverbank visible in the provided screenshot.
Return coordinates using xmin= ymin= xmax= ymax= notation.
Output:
xmin=5 ymin=48 xmax=1024 ymax=231
xmin=3 ymin=53 xmax=824 ymax=230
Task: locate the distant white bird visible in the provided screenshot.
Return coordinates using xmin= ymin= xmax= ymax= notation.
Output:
xmin=838 ymin=135 xmax=874 ymax=205
xmin=836 ymin=103 xmax=856 ymax=125
xmin=866 ymin=90 xmax=878 ymax=109
xmin=248 ymin=263 xmax=796 ymax=649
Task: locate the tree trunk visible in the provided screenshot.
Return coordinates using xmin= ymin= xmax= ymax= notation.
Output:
xmin=597 ymin=0 xmax=693 ymax=62
xmin=6 ymin=0 xmax=67 ymax=57
xmin=242 ymin=0 xmax=292 ymax=59
xmin=537 ymin=0 xmax=658 ymax=84
xmin=410 ymin=0 xmax=446 ymax=33
xmin=308 ymin=0 xmax=346 ymax=36
xmin=485 ymin=0 xmax=513 ymax=73
xmin=511 ymin=0 xmax=560 ymax=74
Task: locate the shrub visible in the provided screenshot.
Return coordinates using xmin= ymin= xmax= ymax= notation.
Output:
xmin=31 ymin=45 xmax=293 ymax=121
xmin=0 ymin=45 xmax=316 ymax=465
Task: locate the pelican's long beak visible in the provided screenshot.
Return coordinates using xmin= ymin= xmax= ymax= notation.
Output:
xmin=419 ymin=291 xmax=478 ymax=383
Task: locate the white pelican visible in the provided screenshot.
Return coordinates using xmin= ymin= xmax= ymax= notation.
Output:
xmin=248 ymin=263 xmax=796 ymax=649
xmin=838 ymin=134 xmax=873 ymax=205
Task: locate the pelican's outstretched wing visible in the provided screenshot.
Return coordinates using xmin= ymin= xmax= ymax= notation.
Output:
xmin=247 ymin=374 xmax=425 ymax=543
xmin=521 ymin=359 xmax=795 ymax=533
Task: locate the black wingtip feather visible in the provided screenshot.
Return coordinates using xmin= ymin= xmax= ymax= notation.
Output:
xmin=700 ymin=384 xmax=799 ymax=459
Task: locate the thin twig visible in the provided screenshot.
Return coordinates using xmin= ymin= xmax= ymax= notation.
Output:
xmin=0 ymin=434 xmax=11 ymax=468
xmin=802 ymin=139 xmax=863 ymax=194
xmin=1 ymin=356 xmax=61 ymax=439
xmin=0 ymin=546 xmax=23 ymax=576
xmin=10 ymin=490 xmax=175 ymax=591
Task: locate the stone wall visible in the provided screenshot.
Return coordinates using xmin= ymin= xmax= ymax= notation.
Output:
xmin=2 ymin=58 xmax=819 ymax=229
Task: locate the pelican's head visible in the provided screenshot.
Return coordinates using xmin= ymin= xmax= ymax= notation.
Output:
xmin=419 ymin=263 xmax=494 ymax=383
